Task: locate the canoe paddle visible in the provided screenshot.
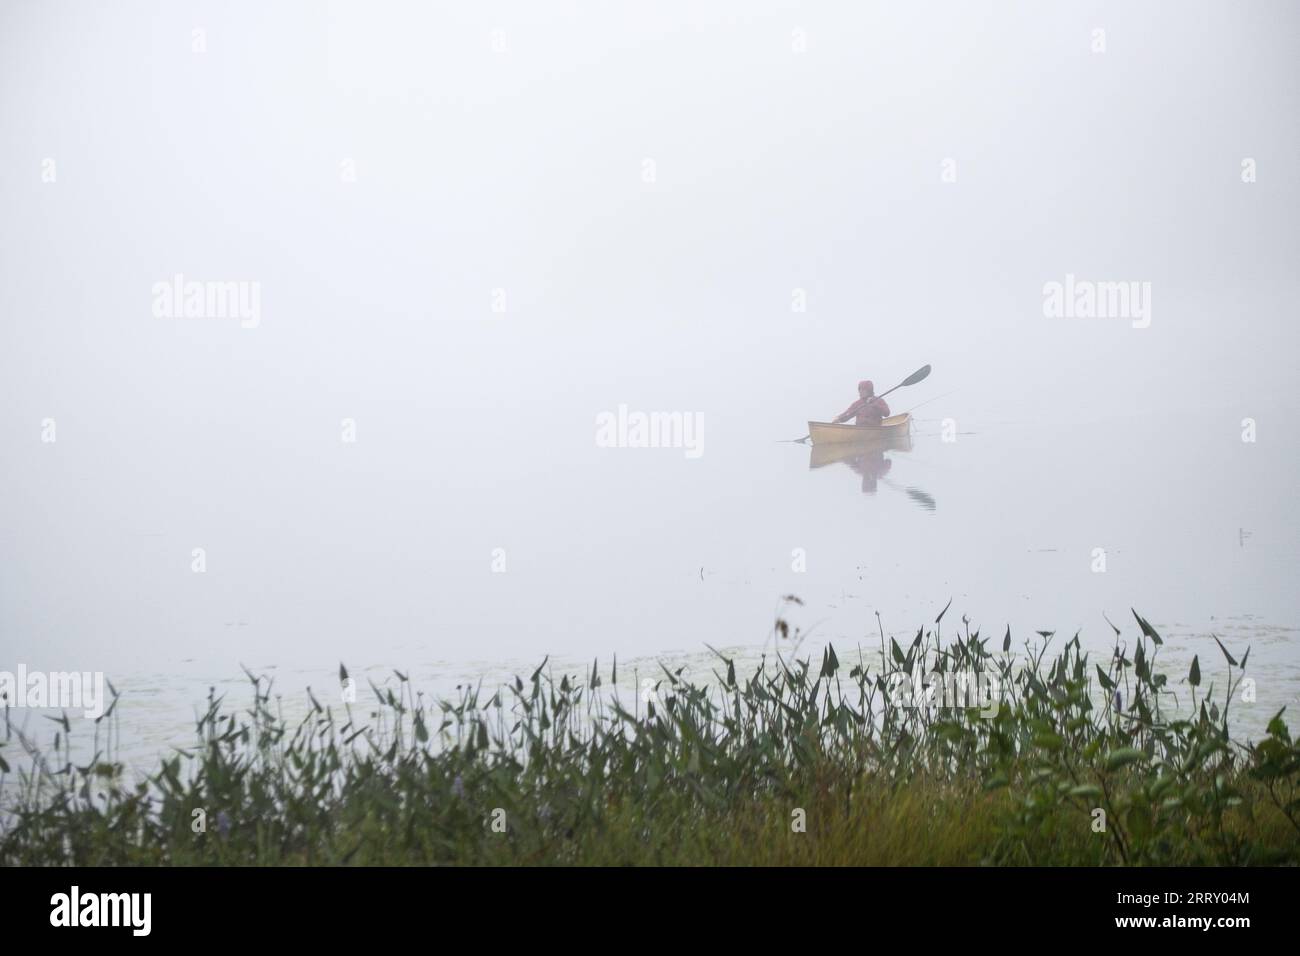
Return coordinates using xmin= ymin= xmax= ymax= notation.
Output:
xmin=795 ymin=364 xmax=932 ymax=442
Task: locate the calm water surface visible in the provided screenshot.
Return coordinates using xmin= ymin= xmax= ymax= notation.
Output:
xmin=2 ymin=0 xmax=1298 ymax=775
xmin=4 ymin=401 xmax=1297 ymax=771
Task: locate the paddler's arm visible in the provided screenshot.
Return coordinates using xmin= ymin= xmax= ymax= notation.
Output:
xmin=832 ymin=401 xmax=860 ymax=425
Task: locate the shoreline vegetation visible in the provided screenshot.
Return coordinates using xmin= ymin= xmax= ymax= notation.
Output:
xmin=2 ymin=606 xmax=1298 ymax=866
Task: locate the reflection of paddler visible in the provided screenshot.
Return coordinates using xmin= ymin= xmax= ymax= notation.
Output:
xmin=805 ymin=427 xmax=934 ymax=508
xmin=808 ymin=431 xmax=911 ymax=469
xmin=807 ymin=431 xmax=913 ymax=497
xmin=848 ymin=446 xmax=892 ymax=494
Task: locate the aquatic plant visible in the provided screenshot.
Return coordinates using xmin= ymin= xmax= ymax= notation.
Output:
xmin=1 ymin=608 xmax=1296 ymax=865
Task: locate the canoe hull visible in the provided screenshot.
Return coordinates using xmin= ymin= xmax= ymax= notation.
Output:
xmin=807 ymin=413 xmax=911 ymax=445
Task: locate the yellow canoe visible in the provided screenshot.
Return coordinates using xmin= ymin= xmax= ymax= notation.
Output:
xmin=807 ymin=413 xmax=911 ymax=446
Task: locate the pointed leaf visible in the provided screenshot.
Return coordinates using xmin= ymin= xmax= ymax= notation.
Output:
xmin=936 ymin=597 xmax=953 ymax=625
xmin=1095 ymin=664 xmax=1114 ymax=691
xmin=1212 ymin=635 xmax=1238 ymax=667
xmin=1130 ymin=609 xmax=1163 ymax=645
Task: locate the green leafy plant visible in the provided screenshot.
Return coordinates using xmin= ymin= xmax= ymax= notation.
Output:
xmin=1 ymin=608 xmax=1295 ymax=866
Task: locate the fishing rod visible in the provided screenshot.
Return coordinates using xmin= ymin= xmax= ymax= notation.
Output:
xmin=900 ymin=388 xmax=959 ymax=416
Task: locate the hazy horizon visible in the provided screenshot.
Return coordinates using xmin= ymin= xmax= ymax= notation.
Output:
xmin=2 ymin=2 xmax=1297 ymax=753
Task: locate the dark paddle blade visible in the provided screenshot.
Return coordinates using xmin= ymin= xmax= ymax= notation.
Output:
xmin=899 ymin=364 xmax=931 ymax=388
xmin=877 ymin=364 xmax=932 ymax=400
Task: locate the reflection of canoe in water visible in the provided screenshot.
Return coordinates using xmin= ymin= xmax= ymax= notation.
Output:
xmin=809 ymin=430 xmax=912 ymax=469
xmin=807 ymin=413 xmax=911 ymax=446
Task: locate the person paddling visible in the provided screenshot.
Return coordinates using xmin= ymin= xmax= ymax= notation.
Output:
xmin=833 ymin=380 xmax=890 ymax=426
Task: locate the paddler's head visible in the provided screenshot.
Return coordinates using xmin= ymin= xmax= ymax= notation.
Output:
xmin=857 ymin=380 xmax=874 ymax=398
